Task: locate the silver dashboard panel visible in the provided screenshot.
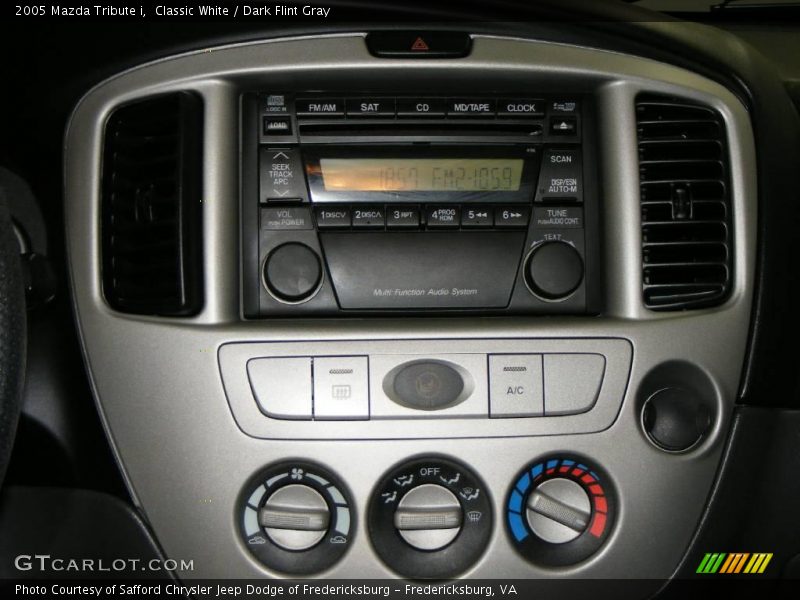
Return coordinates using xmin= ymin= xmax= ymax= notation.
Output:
xmin=64 ymin=33 xmax=756 ymax=581
xmin=219 ymin=338 xmax=632 ymax=439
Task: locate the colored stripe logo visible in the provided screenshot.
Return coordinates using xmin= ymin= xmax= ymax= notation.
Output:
xmin=697 ymin=552 xmax=772 ymax=574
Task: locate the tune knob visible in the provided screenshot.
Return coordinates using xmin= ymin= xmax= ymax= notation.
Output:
xmin=263 ymin=242 xmax=322 ymax=303
xmin=506 ymin=456 xmax=615 ymax=566
xmin=525 ymin=241 xmax=584 ymax=300
xmin=369 ymin=457 xmax=492 ymax=579
xmin=240 ymin=462 xmax=353 ymax=574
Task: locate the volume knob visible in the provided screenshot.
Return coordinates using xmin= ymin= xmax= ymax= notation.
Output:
xmin=263 ymin=242 xmax=322 ymax=303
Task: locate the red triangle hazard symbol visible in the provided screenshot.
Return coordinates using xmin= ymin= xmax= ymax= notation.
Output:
xmin=411 ymin=37 xmax=430 ymax=51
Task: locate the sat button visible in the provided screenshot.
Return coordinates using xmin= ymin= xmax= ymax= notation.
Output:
xmin=346 ymin=98 xmax=396 ymax=117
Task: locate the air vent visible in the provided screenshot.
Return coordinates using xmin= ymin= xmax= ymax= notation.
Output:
xmin=102 ymin=92 xmax=203 ymax=316
xmin=636 ymin=95 xmax=732 ymax=310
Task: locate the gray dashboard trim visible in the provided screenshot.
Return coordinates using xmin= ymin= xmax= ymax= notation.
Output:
xmin=64 ymin=33 xmax=756 ymax=580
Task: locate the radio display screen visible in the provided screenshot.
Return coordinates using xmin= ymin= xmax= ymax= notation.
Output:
xmin=319 ymin=158 xmax=524 ymax=192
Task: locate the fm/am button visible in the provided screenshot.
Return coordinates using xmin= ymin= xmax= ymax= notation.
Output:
xmin=488 ymin=354 xmax=543 ymax=418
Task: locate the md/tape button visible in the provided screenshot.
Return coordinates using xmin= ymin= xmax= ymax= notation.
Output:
xmin=313 ymin=357 xmax=370 ymax=420
xmin=489 ymin=354 xmax=543 ymax=417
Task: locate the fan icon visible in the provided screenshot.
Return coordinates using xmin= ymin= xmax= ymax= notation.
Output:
xmin=290 ymin=468 xmax=304 ymax=480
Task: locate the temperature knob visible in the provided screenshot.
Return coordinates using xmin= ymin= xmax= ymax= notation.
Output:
xmin=506 ymin=456 xmax=615 ymax=566
xmin=240 ymin=462 xmax=353 ymax=574
xmin=369 ymin=457 xmax=492 ymax=579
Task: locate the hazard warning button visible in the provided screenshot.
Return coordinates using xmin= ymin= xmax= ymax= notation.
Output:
xmin=365 ymin=31 xmax=472 ymax=58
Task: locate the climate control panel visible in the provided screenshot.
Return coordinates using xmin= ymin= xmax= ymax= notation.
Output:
xmin=239 ymin=455 xmax=615 ymax=576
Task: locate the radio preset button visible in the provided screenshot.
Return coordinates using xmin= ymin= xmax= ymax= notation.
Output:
xmin=387 ymin=206 xmax=421 ymax=229
xmin=261 ymin=207 xmax=313 ymax=231
xmin=447 ymin=98 xmax=496 ymax=117
xmin=498 ymin=98 xmax=545 ymax=118
xmin=296 ymin=97 xmax=345 ymax=117
xmin=346 ymin=98 xmax=396 ymax=117
xmin=495 ymin=206 xmax=531 ymax=228
xmin=461 ymin=207 xmax=493 ymax=228
xmin=315 ymin=206 xmax=352 ymax=229
xmin=397 ymin=98 xmax=446 ymax=118
xmin=352 ymin=207 xmax=386 ymax=229
xmin=425 ymin=206 xmax=460 ymax=228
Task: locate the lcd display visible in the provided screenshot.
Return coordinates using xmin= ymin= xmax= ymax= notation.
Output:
xmin=319 ymin=158 xmax=524 ymax=192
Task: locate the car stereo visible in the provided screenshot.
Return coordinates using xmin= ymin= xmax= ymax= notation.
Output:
xmin=241 ymin=93 xmax=600 ymax=317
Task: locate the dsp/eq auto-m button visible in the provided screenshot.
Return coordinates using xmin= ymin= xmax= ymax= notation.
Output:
xmin=535 ymin=149 xmax=582 ymax=202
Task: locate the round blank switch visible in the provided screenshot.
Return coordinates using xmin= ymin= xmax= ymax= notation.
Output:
xmin=391 ymin=361 xmax=465 ymax=410
xmin=259 ymin=484 xmax=330 ymax=551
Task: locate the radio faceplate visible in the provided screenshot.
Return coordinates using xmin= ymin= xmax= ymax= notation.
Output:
xmin=242 ymin=92 xmax=600 ymax=317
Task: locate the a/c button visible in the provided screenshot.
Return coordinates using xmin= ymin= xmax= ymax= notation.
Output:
xmin=489 ymin=354 xmax=543 ymax=417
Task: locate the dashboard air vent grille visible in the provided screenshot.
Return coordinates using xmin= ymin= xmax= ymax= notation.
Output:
xmin=636 ymin=95 xmax=732 ymax=310
xmin=102 ymin=92 xmax=203 ymax=316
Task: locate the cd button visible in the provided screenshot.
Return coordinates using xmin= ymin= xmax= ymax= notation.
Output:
xmin=495 ymin=206 xmax=531 ymax=228
xmin=461 ymin=206 xmax=493 ymax=228
xmin=397 ymin=98 xmax=446 ymax=117
xmin=387 ymin=206 xmax=421 ymax=229
xmin=315 ymin=206 xmax=351 ymax=229
xmin=425 ymin=206 xmax=460 ymax=228
xmin=352 ymin=206 xmax=386 ymax=229
xmin=346 ymin=98 xmax=396 ymax=117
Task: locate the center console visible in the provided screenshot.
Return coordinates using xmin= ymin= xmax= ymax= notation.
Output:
xmin=64 ymin=32 xmax=756 ymax=584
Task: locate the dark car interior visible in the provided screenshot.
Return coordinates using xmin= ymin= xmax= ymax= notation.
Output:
xmin=1 ymin=0 xmax=800 ymax=596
